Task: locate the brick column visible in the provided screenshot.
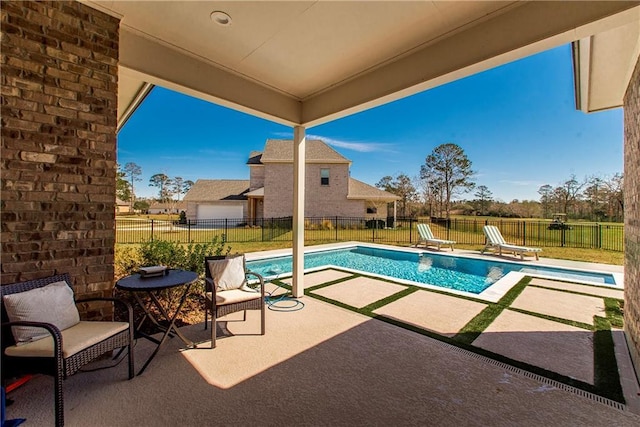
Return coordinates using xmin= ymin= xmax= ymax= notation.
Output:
xmin=623 ymin=55 xmax=640 ymax=380
xmin=1 ymin=1 xmax=119 ymax=319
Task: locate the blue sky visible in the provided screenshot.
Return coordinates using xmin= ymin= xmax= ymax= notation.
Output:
xmin=117 ymin=44 xmax=623 ymax=202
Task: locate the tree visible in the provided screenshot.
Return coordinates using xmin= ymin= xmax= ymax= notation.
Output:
xmin=115 ymin=165 xmax=131 ymax=202
xmin=420 ymin=143 xmax=474 ymax=219
xmin=133 ymin=199 xmax=150 ymax=213
xmin=376 ymin=176 xmax=393 ymax=192
xmin=123 ymin=162 xmax=142 ymax=209
xmin=473 ymin=185 xmax=493 ymax=215
xmin=583 ymin=176 xmax=605 ymax=221
xmin=601 ymin=173 xmax=624 ymax=222
xmin=149 ymin=173 xmax=170 ymax=201
xmin=416 ymin=174 xmax=439 ymax=217
xmin=554 ymin=174 xmax=585 ymax=217
xmin=170 ymin=177 xmax=195 ymax=201
xmin=538 ymin=184 xmax=554 ymax=218
xmin=375 ymin=173 xmax=417 ymax=217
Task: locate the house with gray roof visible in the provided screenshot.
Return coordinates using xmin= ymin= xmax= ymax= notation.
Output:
xmin=183 ymin=180 xmax=250 ymax=222
xmin=184 ymin=139 xmax=399 ymax=222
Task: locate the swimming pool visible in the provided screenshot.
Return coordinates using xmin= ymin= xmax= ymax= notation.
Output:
xmin=246 ymin=245 xmax=620 ymax=297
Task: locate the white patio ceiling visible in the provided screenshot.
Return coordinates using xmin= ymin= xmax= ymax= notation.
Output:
xmin=82 ymin=1 xmax=639 ymax=129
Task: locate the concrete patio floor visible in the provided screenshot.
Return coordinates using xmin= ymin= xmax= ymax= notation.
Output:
xmin=6 ymin=249 xmax=639 ymax=426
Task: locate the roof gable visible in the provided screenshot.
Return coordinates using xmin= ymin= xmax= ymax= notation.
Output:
xmin=260 ymin=139 xmax=351 ymax=164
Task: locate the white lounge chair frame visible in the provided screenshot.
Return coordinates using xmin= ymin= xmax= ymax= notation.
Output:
xmin=416 ymin=223 xmax=455 ymax=251
xmin=481 ymin=225 xmax=542 ymax=260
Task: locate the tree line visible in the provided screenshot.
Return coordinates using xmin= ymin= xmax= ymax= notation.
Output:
xmin=375 ymin=143 xmax=623 ymax=222
xmin=116 ymin=162 xmax=194 ymax=212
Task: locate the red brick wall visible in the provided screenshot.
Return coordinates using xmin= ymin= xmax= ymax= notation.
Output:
xmin=623 ymin=55 xmax=640 ymax=379
xmin=1 ymin=1 xmax=119 ymax=319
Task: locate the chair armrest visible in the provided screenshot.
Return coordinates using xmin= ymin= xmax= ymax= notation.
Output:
xmin=2 ymin=320 xmax=63 ymax=360
xmin=204 ymin=277 xmax=216 ymax=296
xmin=246 ymin=271 xmax=265 ymax=296
xmin=75 ymin=297 xmax=134 ymax=325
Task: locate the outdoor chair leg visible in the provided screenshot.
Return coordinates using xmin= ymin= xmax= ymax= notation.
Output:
xmin=54 ymin=371 xmax=64 ymax=427
xmin=127 ymin=343 xmax=135 ymax=380
xmin=261 ymin=306 xmax=265 ymax=335
xmin=204 ymin=309 xmax=208 ymax=330
xmin=211 ymin=315 xmax=217 ymax=349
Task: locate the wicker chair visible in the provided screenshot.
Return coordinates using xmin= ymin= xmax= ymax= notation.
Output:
xmin=204 ymin=256 xmax=265 ymax=348
xmin=1 ymin=274 xmax=135 ymax=427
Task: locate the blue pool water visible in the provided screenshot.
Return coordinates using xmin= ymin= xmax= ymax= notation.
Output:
xmin=246 ymin=246 xmax=617 ymax=294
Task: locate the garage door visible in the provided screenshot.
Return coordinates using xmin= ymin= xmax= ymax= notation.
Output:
xmin=197 ymin=204 xmax=243 ymax=221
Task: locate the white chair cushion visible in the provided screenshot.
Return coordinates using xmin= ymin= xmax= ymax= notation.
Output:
xmin=205 ymin=289 xmax=261 ymax=306
xmin=208 ymin=256 xmax=247 ymax=291
xmin=4 ymin=321 xmax=129 ymax=358
xmin=3 ymin=280 xmax=80 ymax=345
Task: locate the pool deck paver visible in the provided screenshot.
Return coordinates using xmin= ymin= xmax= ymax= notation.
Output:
xmin=510 ymin=286 xmax=606 ymax=325
xmin=280 ymin=269 xmax=353 ymax=288
xmin=245 ymin=243 xmax=638 ymax=411
xmin=310 ymin=276 xmax=406 ymax=308
xmin=529 ymin=277 xmax=624 ymax=299
xmin=472 ymin=309 xmax=595 ymax=384
xmin=373 ymin=290 xmax=487 ymax=337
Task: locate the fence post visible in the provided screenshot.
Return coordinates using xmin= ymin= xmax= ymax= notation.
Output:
xmin=261 ymin=217 xmax=265 ymax=241
xmin=409 ymin=218 xmax=413 ymax=245
xmin=523 ymin=221 xmax=526 ymax=246
xmin=225 ymin=218 xmax=228 ymax=239
xmin=188 ymin=219 xmax=191 ymax=242
xmin=561 ymin=226 xmax=566 ymax=247
xmin=336 ymin=216 xmax=339 ymax=241
xmin=372 ymin=219 xmax=376 ymax=242
xmin=598 ymin=223 xmax=602 ymax=249
xmin=150 ymin=219 xmax=154 ymax=241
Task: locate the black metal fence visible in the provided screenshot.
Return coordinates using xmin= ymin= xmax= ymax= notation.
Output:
xmin=115 ymin=216 xmax=624 ymax=251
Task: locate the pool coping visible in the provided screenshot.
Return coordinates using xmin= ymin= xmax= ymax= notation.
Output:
xmin=245 ymin=241 xmax=624 ymax=303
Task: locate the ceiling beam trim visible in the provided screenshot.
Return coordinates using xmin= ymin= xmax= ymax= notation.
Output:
xmin=301 ymin=1 xmax=640 ymax=127
xmin=117 ymin=81 xmax=154 ymax=131
xmin=119 ymin=28 xmax=303 ymax=127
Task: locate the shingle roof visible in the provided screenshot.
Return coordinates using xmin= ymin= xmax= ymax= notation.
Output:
xmin=347 ymin=178 xmax=400 ymax=201
xmin=247 ymin=151 xmax=263 ymax=164
xmin=183 ymin=179 xmax=250 ymax=201
xmin=259 ymin=139 xmax=350 ymax=163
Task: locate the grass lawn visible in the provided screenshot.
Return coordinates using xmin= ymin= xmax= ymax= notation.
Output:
xmin=449 ymin=244 xmax=624 ymax=265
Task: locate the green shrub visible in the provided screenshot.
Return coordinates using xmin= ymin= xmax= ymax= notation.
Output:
xmin=114 ymin=245 xmax=143 ymax=278
xmin=115 ymin=236 xmax=232 ymax=279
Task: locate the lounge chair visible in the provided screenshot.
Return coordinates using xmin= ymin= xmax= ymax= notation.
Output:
xmin=481 ymin=225 xmax=542 ymax=260
xmin=1 ymin=273 xmax=134 ymax=427
xmin=204 ymin=255 xmax=265 ymax=348
xmin=416 ymin=223 xmax=455 ymax=251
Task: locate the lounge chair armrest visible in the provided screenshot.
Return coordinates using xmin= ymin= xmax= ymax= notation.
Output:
xmin=75 ymin=297 xmax=134 ymax=325
xmin=2 ymin=320 xmax=64 ymax=359
xmin=204 ymin=277 xmax=216 ymax=296
xmin=246 ymin=271 xmax=265 ymax=296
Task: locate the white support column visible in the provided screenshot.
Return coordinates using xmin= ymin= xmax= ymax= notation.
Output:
xmin=292 ymin=126 xmax=306 ymax=298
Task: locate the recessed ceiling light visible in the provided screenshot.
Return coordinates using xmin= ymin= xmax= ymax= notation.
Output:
xmin=210 ymin=11 xmax=232 ymax=27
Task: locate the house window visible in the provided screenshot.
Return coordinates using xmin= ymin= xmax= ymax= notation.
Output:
xmin=320 ymin=168 xmax=330 ymax=186
xmin=367 ymin=207 xmax=377 ymax=214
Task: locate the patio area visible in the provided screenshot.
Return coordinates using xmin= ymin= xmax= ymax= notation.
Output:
xmin=5 ymin=254 xmax=640 ymax=426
